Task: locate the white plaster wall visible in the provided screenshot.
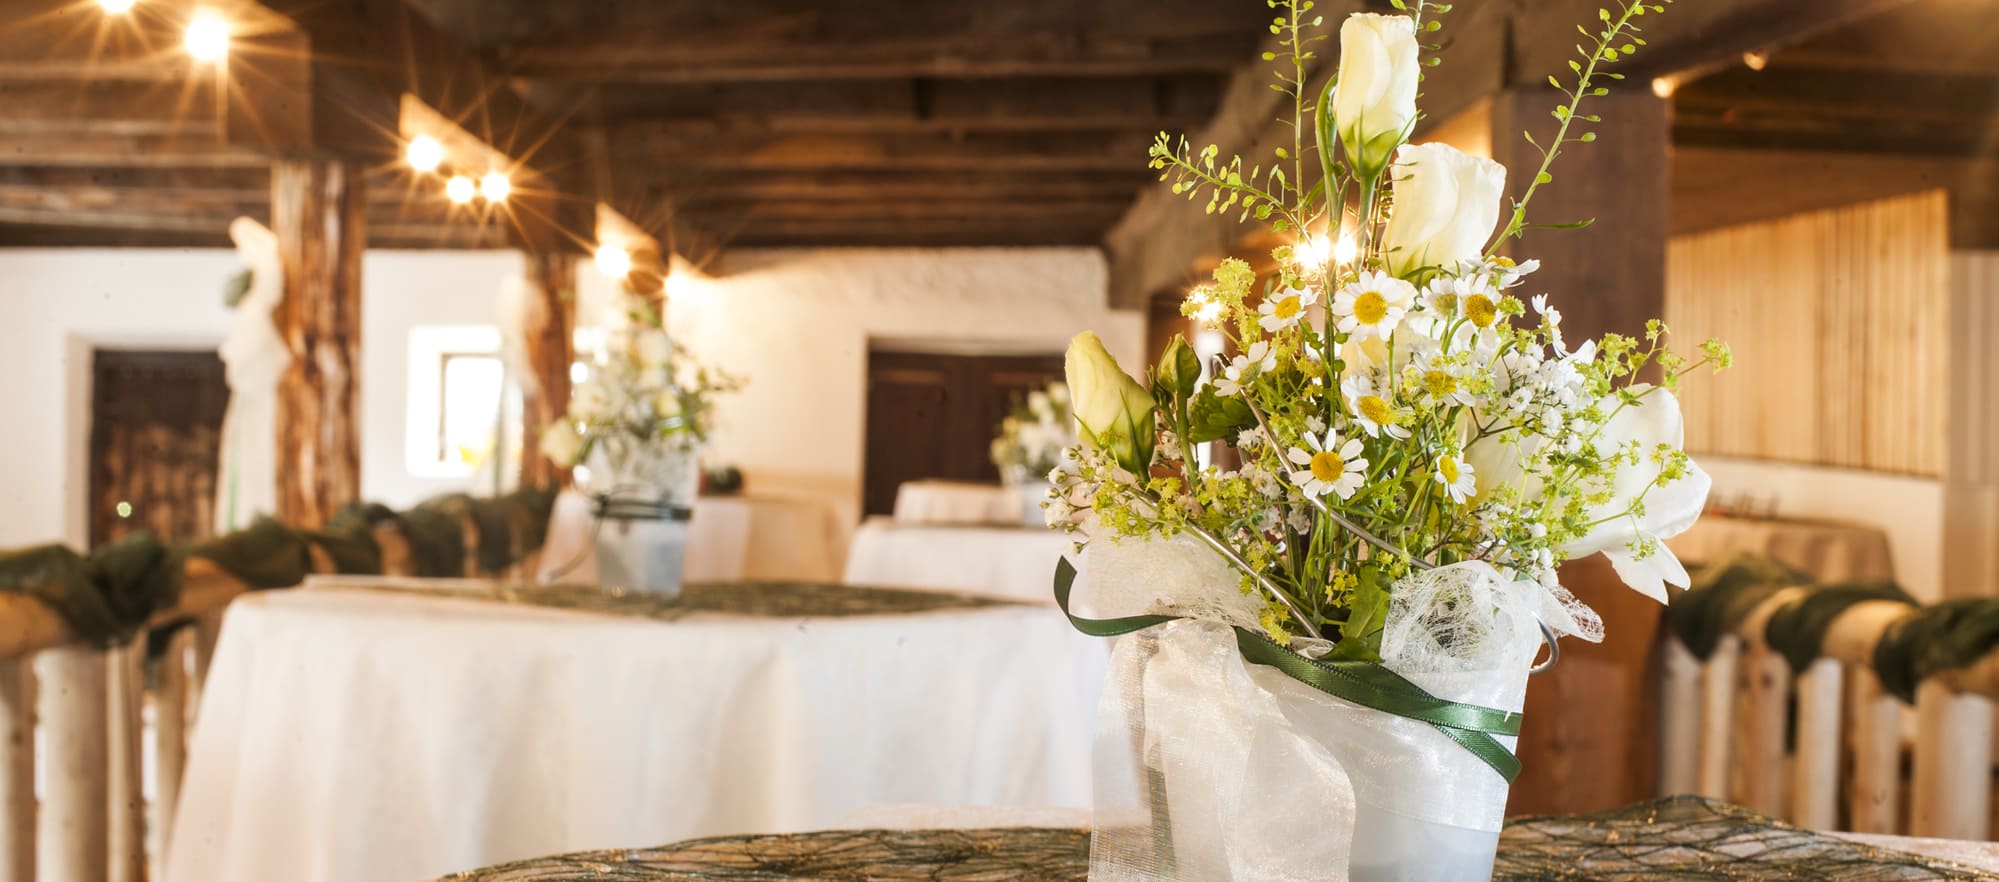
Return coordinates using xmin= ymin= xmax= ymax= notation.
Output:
xmin=1698 ymin=455 xmax=1947 ymax=602
xmin=644 ymin=247 xmax=1143 ymax=537
xmin=0 ymin=248 xmax=527 ymax=548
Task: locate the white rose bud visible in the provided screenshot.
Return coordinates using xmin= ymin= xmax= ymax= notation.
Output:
xmin=1333 ymin=13 xmax=1420 ymax=176
xmin=538 ymin=420 xmax=583 ymax=468
xmin=1063 ymin=331 xmax=1156 ymax=476
xmin=1381 ymin=142 xmax=1507 ymax=279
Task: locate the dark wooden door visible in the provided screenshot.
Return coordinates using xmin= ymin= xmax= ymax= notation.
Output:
xmin=861 ymin=348 xmax=1064 ymax=518
xmin=88 ymin=350 xmax=230 ymax=549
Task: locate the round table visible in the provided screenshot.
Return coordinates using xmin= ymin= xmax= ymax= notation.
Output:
xmin=889 ymin=481 xmax=1023 ymax=527
xmin=163 ymin=579 xmax=1106 ymax=882
xmin=841 ymin=518 xmax=1073 ymax=604
xmin=539 ymin=492 xmax=846 ymax=584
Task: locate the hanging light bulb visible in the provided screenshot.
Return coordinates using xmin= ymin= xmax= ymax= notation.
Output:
xmin=1742 ymin=52 xmax=1769 ymax=72
xmin=445 ymin=175 xmax=476 ymax=204
xmin=1332 ymin=233 xmax=1359 ymax=267
xmin=594 ymin=244 xmax=632 ymax=279
xmin=1294 ymin=234 xmax=1332 ymax=268
xmin=1651 ymin=77 xmax=1677 ymax=98
xmin=480 ymin=171 xmax=511 ymax=203
xmin=99 ymin=0 xmax=136 ymax=14
xmin=183 ymin=13 xmax=230 ymax=62
xmin=405 ymin=136 xmax=443 ymax=173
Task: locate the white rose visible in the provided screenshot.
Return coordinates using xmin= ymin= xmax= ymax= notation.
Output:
xmin=1381 ymin=142 xmax=1507 ymax=278
xmin=1334 ymin=13 xmax=1420 ymax=175
xmin=1560 ymin=386 xmax=1711 ymax=602
xmin=539 ymin=420 xmax=583 ymax=468
xmin=652 ymin=388 xmax=684 ymax=421
xmin=635 ymin=328 xmax=672 ymax=368
xmin=1064 ymin=331 xmax=1156 ymax=475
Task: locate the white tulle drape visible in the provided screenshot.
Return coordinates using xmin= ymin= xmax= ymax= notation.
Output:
xmin=213 ymin=217 xmax=288 ymax=533
xmin=1082 ymin=547 xmax=1562 ymax=882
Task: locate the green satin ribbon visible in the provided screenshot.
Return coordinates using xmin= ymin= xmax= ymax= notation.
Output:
xmin=1054 ymin=558 xmax=1523 ymax=782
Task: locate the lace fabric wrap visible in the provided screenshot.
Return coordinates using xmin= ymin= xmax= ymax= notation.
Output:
xmin=1081 ymin=542 xmax=1554 ymax=882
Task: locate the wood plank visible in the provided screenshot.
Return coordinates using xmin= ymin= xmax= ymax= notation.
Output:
xmin=1509 ymin=0 xmax=1919 ymax=84
xmin=38 ymin=646 xmax=109 ymax=882
xmin=106 ymin=643 xmax=143 ymax=882
xmin=517 ymin=252 xmax=575 ymax=490
xmin=0 ymin=658 xmax=33 ymax=882
xmin=1791 ymin=658 xmax=1843 ymax=830
xmin=1909 ymin=682 xmax=1996 ymax=839
xmin=272 ymin=159 xmax=365 ymax=529
xmin=153 ymin=628 xmax=193 ymax=878
xmin=617 ymin=129 xmax=1158 ymax=173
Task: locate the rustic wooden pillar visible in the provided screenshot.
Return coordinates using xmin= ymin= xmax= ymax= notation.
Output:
xmin=0 ymin=658 xmax=34 ymax=882
xmin=517 ymin=252 xmax=577 ymax=490
xmin=1488 ymin=88 xmax=1669 ymax=345
xmin=272 ymin=159 xmax=365 ymax=529
xmin=38 ymin=646 xmax=109 ymax=882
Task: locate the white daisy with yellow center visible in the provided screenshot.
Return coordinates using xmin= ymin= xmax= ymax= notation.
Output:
xmin=1214 ymin=340 xmax=1278 ymax=397
xmin=1257 ymin=285 xmax=1320 ymax=333
xmin=1287 ymin=430 xmax=1368 ymax=501
xmin=1405 ymin=351 xmax=1477 ymax=407
xmin=1340 ymin=374 xmax=1410 ymax=440
xmin=1330 ymin=270 xmax=1415 ymax=341
xmin=1434 ymin=452 xmax=1477 ymax=504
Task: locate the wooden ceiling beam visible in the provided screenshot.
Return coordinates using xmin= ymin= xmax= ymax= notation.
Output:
xmin=0 ymin=132 xmax=265 ymax=168
xmin=617 ymin=130 xmax=1152 ymax=173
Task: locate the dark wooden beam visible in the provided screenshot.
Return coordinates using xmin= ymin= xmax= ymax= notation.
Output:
xmin=516 ymin=252 xmax=575 ymax=490
xmin=1671 ymin=146 xmax=1999 ymax=249
xmin=619 ymin=129 xmax=1154 ymax=175
xmin=0 ymin=132 xmax=264 ymax=168
xmin=1509 ymin=0 xmax=1921 ymax=84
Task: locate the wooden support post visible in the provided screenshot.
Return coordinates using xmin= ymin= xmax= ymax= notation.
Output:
xmin=1736 ymin=645 xmax=1790 ymax=817
xmin=1658 ymin=637 xmax=1702 ymax=797
xmin=1846 ymin=668 xmax=1903 ymax=834
xmin=153 ymin=628 xmax=194 ymax=874
xmin=272 ymin=159 xmax=365 ymax=530
xmin=0 ymin=658 xmax=34 ymax=882
xmin=38 ymin=646 xmax=108 ymax=882
xmin=1487 ymin=88 xmax=1669 ymax=346
xmin=517 ymin=252 xmax=577 ymax=491
xmin=1910 ymin=682 xmax=1996 ymax=840
xmin=1791 ymin=658 xmax=1844 ymax=830
xmin=106 ymin=643 xmax=143 ymax=882
xmin=1696 ymin=635 xmax=1741 ymax=801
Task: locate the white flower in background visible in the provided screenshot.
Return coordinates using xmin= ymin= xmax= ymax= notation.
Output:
xmin=653 ymin=388 xmax=684 ymax=420
xmin=1048 ymin=382 xmax=1071 ymax=407
xmin=538 ymin=419 xmax=583 ymax=467
xmin=1330 ymin=271 xmax=1415 ymax=340
xmin=635 ymin=328 xmax=672 ymax=368
xmin=1333 ymin=13 xmax=1420 ymax=175
xmin=1559 ymin=386 xmax=1712 ymax=602
xmin=1237 ymin=427 xmax=1265 ymax=449
xmin=1215 ymin=340 xmax=1278 ymax=396
xmin=1532 ymin=293 xmax=1568 ymax=354
xmin=1287 ymin=430 xmax=1368 ymax=501
xmin=1407 ymin=352 xmax=1476 ymax=407
xmin=1381 ymin=142 xmax=1507 ymax=278
xmin=1028 ymin=390 xmax=1054 ymax=419
xmin=1258 ymin=286 xmax=1319 ymax=333
xmin=1339 ymin=333 xmax=1388 ymax=378
xmin=1434 ymin=453 xmax=1477 ymax=504
xmin=1419 ymin=277 xmax=1465 ymax=318
xmin=1341 ymin=374 xmax=1409 ymax=440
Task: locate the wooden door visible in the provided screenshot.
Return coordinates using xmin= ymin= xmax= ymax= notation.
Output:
xmin=88 ymin=350 xmax=230 ymax=548
xmin=861 ymin=349 xmax=1064 ymax=518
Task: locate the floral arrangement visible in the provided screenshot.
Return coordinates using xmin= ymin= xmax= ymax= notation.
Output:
xmin=1050 ymin=0 xmax=1724 ymax=658
xmin=540 ymin=296 xmax=740 ymax=501
xmin=990 ymin=381 xmax=1077 ymax=484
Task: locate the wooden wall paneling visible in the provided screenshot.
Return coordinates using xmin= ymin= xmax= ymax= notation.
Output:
xmin=1943 ymin=253 xmax=1999 ymax=599
xmin=1666 ymin=191 xmax=1950 ymax=475
xmin=273 ymin=159 xmax=366 ymax=529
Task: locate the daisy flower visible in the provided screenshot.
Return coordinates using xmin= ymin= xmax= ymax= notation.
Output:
xmin=1257 ymin=286 xmax=1319 ymax=334
xmin=1340 ymin=374 xmax=1410 ymax=440
xmin=1286 ymin=430 xmax=1367 ymax=501
xmin=1531 ymin=293 xmax=1567 ymax=354
xmin=1330 ymin=271 xmax=1415 ymax=341
xmin=1214 ymin=340 xmax=1277 ymax=396
xmin=1407 ymin=352 xmax=1476 ymax=407
xmin=1434 ymin=453 xmax=1477 ymax=504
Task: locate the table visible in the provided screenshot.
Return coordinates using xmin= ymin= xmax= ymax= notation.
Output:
xmin=841 ymin=517 xmax=1072 ymax=603
xmin=162 ymin=579 xmax=1106 ymax=882
xmin=890 ymin=481 xmax=1024 ymax=527
xmin=431 ymin=797 xmax=1999 ymax=880
xmin=538 ymin=491 xmax=844 ymax=584
xmin=1668 ymin=513 xmax=1895 ymax=584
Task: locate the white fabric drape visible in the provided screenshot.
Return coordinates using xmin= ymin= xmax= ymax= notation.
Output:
xmin=841 ymin=518 xmax=1072 ymax=603
xmin=163 ymin=587 xmax=1106 ymax=882
xmin=538 ymin=491 xmax=845 ymax=583
xmin=212 ymin=217 xmax=288 ymax=534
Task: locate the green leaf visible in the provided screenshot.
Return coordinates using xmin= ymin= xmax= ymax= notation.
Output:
xmin=1185 ymin=386 xmax=1258 ymax=445
xmin=1329 ymin=565 xmax=1393 ymax=661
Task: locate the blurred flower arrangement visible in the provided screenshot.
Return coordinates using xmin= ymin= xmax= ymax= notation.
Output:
xmin=1051 ymin=0 xmax=1727 ymax=658
xmin=539 ymin=295 xmax=741 ymax=503
xmin=989 ymin=381 xmax=1077 ymax=485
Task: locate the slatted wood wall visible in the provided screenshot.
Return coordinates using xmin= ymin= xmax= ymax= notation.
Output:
xmin=1944 ymin=252 xmax=1999 ymax=599
xmin=1666 ymin=191 xmax=1951 ymax=477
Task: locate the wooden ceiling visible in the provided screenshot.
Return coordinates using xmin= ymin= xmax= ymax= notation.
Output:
xmin=0 ymin=0 xmax=1990 ymax=252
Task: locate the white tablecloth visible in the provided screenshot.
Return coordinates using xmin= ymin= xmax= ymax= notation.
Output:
xmin=890 ymin=481 xmax=1023 ymax=527
xmin=842 ymin=518 xmax=1072 ymax=604
xmin=163 ymin=585 xmax=1105 ymax=882
xmin=539 ymin=492 xmax=844 ymax=583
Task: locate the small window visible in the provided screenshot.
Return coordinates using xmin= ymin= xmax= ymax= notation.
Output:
xmin=406 ymin=326 xmax=520 ymax=481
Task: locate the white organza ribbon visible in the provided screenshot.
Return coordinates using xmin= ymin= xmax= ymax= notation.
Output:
xmin=1083 ymin=552 xmax=1548 ymax=882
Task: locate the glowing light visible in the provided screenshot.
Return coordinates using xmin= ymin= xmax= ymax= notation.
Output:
xmin=568 ymin=361 xmax=588 ymax=384
xmin=1651 ymin=77 xmax=1676 ymax=98
xmin=405 ymin=136 xmax=444 ymax=173
xmin=445 ymin=175 xmax=476 ymax=204
xmin=183 ymin=13 xmax=230 ymax=62
xmin=594 ymin=244 xmax=632 ymax=278
xmin=1332 ymin=233 xmax=1359 ymax=266
xmin=115 ymin=501 xmax=133 ymax=519
xmin=1742 ymin=52 xmax=1768 ymax=72
xmin=480 ymin=171 xmax=511 ymax=203
xmin=98 ymin=0 xmax=136 ymax=14
xmin=1294 ymin=235 xmax=1332 ymax=268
